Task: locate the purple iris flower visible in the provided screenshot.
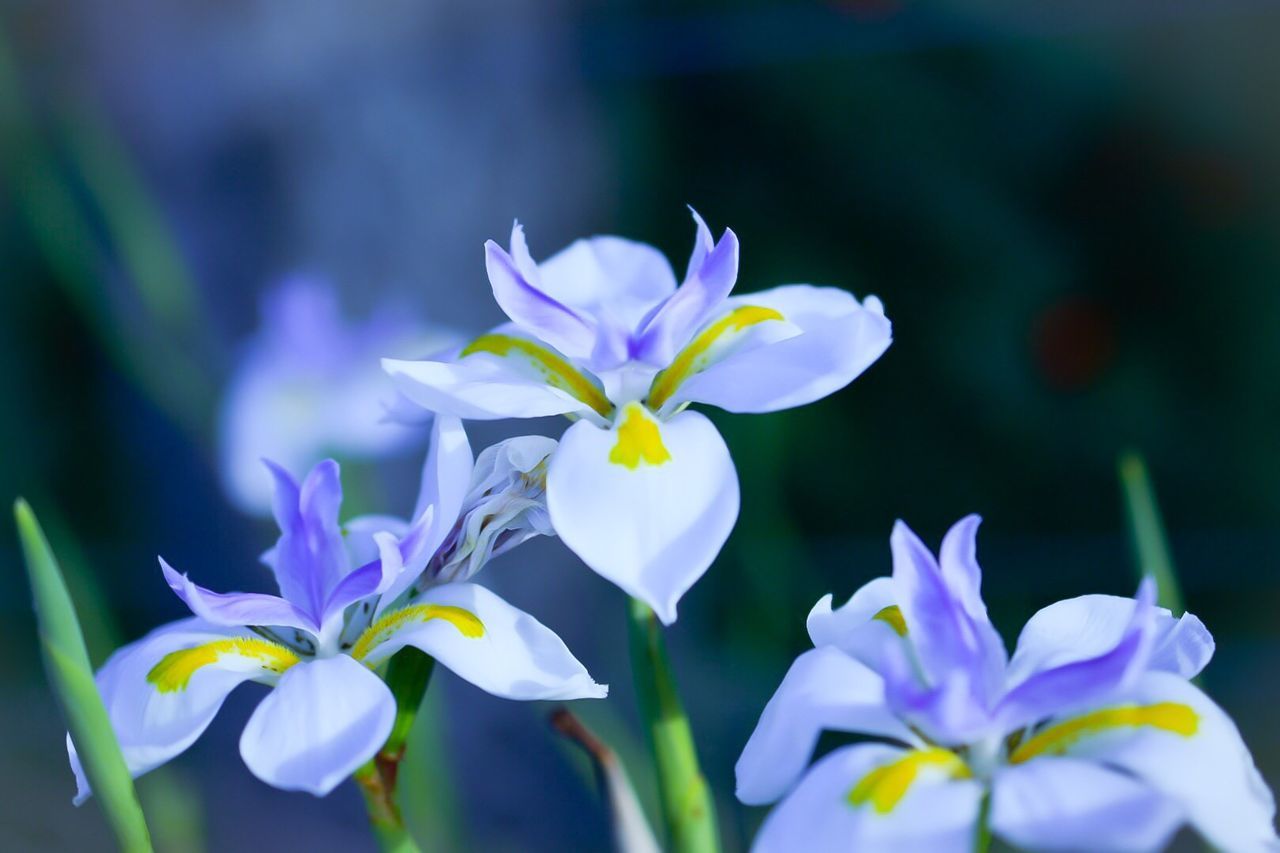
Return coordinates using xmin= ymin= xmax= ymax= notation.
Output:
xmin=219 ymin=276 xmax=456 ymax=514
xmin=385 ymin=210 xmax=892 ymax=623
xmin=736 ymin=516 xmax=1277 ymax=852
xmin=69 ymin=417 xmax=604 ymax=800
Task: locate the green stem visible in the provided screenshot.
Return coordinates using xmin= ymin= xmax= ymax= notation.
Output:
xmin=1117 ymin=451 xmax=1184 ymax=614
xmin=973 ymin=791 xmax=993 ymax=853
xmin=626 ymin=597 xmax=720 ymax=853
xmin=355 ymin=648 xmax=435 ymax=853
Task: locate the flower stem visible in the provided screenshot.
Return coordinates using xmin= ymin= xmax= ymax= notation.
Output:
xmin=626 ymin=597 xmax=720 ymax=853
xmin=356 ymin=648 xmax=436 ymax=853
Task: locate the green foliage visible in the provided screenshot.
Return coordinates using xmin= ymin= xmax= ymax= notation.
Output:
xmin=14 ymin=499 xmax=152 ymax=853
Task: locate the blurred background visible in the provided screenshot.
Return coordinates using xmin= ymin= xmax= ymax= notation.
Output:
xmin=3 ymin=0 xmax=1279 ymax=849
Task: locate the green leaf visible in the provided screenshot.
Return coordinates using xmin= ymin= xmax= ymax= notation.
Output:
xmin=1117 ymin=452 xmax=1184 ymax=615
xmin=15 ymin=499 xmax=152 ymax=852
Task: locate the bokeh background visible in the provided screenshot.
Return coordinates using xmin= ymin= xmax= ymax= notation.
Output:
xmin=4 ymin=1 xmax=1279 ymax=850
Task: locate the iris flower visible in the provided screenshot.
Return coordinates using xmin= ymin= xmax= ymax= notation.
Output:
xmin=220 ymin=276 xmax=454 ymax=514
xmin=70 ymin=418 xmax=605 ymax=800
xmin=385 ymin=211 xmax=891 ymax=622
xmin=736 ymin=516 xmax=1277 ymax=852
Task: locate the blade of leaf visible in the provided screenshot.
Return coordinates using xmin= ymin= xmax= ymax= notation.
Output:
xmin=15 ymin=498 xmax=152 ymax=852
xmin=1117 ymin=451 xmax=1184 ymax=615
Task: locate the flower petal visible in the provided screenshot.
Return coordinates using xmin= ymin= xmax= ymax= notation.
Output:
xmin=537 ymin=232 xmax=678 ymax=333
xmin=546 ymin=406 xmax=739 ymax=625
xmin=239 ymin=655 xmax=395 ymax=796
xmin=384 ymin=331 xmax=611 ymax=423
xmin=736 ymin=647 xmax=915 ymax=806
xmin=355 ymin=582 xmax=607 ymax=701
xmin=805 ymin=578 xmax=904 ymax=675
xmin=751 ymin=744 xmax=983 ymax=853
xmin=1037 ymin=672 xmax=1279 ymax=853
xmin=990 ymin=758 xmax=1183 ymax=852
xmin=486 ymin=234 xmax=597 ymax=359
xmin=263 ymin=459 xmax=349 ymax=621
xmin=161 ymin=558 xmax=317 ymax=634
xmin=994 ymin=580 xmax=1159 ymax=732
xmin=667 ymin=285 xmax=891 ymax=414
xmin=1007 ymin=594 xmax=1214 ymax=686
xmin=69 ymin=619 xmax=296 ymax=803
xmin=633 ymin=211 xmax=739 ymax=365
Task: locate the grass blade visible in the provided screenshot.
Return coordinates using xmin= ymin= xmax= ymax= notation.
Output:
xmin=15 ymin=499 xmax=152 ymax=852
xmin=1117 ymin=451 xmax=1184 ymax=614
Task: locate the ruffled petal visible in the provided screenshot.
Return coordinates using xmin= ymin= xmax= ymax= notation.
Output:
xmin=664 ymin=285 xmax=891 ymax=414
xmin=805 ymin=578 xmax=903 ymax=675
xmin=354 ymin=582 xmax=606 ymax=701
xmin=751 ymin=744 xmax=983 ymax=853
xmin=69 ymin=619 xmax=296 ymax=803
xmin=990 ymin=758 xmax=1183 ymax=852
xmin=1007 ymin=594 xmax=1214 ymax=685
xmin=238 ymin=655 xmax=395 ymax=796
xmin=546 ymin=406 xmax=739 ymax=625
xmin=736 ymin=647 xmax=915 ymax=806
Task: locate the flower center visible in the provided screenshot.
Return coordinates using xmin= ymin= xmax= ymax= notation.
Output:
xmin=608 ymin=402 xmax=672 ymax=470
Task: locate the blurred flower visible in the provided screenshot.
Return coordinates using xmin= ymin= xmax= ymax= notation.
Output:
xmin=70 ymin=419 xmax=604 ymax=800
xmin=219 ymin=276 xmax=456 ymax=515
xmin=385 ymin=210 xmax=892 ymax=623
xmin=736 ymin=516 xmax=1277 ymax=852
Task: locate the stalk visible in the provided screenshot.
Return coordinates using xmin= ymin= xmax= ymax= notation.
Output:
xmin=626 ymin=598 xmax=720 ymax=853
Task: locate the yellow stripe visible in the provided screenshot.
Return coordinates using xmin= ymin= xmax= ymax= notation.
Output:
xmin=608 ymin=402 xmax=672 ymax=469
xmin=462 ymin=334 xmax=613 ymax=418
xmin=351 ymin=604 xmax=484 ymax=662
xmin=847 ymin=748 xmax=971 ymax=814
xmin=872 ymin=605 xmax=908 ymax=636
xmin=647 ymin=305 xmax=784 ymax=410
xmin=147 ymin=638 xmax=300 ymax=693
xmin=1010 ymin=702 xmax=1198 ymax=764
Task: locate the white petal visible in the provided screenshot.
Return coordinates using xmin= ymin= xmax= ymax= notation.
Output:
xmin=538 ymin=235 xmax=677 ymax=331
xmin=384 ymin=348 xmax=599 ymax=422
xmin=1007 ymin=594 xmax=1214 ymax=687
xmin=68 ymin=619 xmax=291 ymax=803
xmin=1047 ymin=671 xmax=1279 ymax=853
xmin=359 ymin=582 xmax=607 ymax=701
xmin=546 ymin=406 xmax=739 ymax=624
xmin=239 ymin=655 xmax=395 ymax=796
xmin=806 ymin=578 xmax=905 ymax=675
xmin=736 ymin=647 xmax=915 ymax=806
xmin=672 ymin=285 xmax=891 ymax=414
xmin=990 ymin=758 xmax=1183 ymax=852
xmin=752 ymin=744 xmax=983 ymax=853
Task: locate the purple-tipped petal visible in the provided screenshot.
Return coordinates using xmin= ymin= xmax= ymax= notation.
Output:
xmin=486 ymin=239 xmax=596 ymax=360
xmin=161 ymin=558 xmax=317 ymax=634
xmin=994 ymin=579 xmax=1158 ymax=732
xmin=263 ymin=459 xmax=349 ymax=621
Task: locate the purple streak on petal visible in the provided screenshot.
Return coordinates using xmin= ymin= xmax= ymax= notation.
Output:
xmin=263 ymin=459 xmax=349 ymax=622
xmin=995 ymin=579 xmax=1158 ymax=732
xmin=890 ymin=520 xmax=992 ymax=694
xmin=160 ymin=558 xmax=318 ymax=633
xmin=879 ymin=641 xmax=993 ymax=744
xmin=938 ymin=515 xmax=1008 ymax=702
xmin=485 ymin=238 xmax=596 ymax=358
xmin=632 ymin=212 xmax=739 ymax=364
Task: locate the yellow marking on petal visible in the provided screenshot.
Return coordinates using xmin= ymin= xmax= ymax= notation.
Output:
xmin=147 ymin=638 xmax=300 ymax=693
xmin=1010 ymin=702 xmax=1198 ymax=764
xmin=847 ymin=748 xmax=971 ymax=814
xmin=647 ymin=305 xmax=785 ymax=410
xmin=461 ymin=333 xmax=614 ymax=418
xmin=351 ymin=604 xmax=484 ymax=662
xmin=872 ymin=605 xmax=908 ymax=637
xmin=608 ymin=402 xmax=672 ymax=469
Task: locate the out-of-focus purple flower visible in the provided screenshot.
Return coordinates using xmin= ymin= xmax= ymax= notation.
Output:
xmin=219 ymin=276 xmax=456 ymax=514
xmin=736 ymin=516 xmax=1277 ymax=853
xmin=69 ymin=418 xmax=603 ymax=801
xmin=385 ymin=210 xmax=892 ymax=623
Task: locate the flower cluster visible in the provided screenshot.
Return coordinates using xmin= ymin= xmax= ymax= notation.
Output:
xmin=70 ymin=210 xmax=1276 ymax=853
